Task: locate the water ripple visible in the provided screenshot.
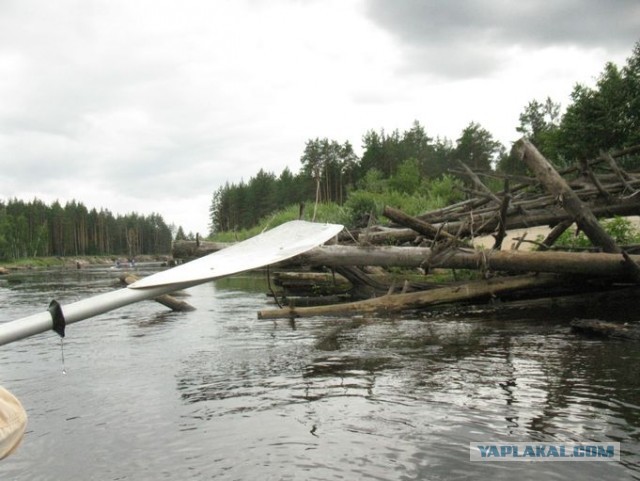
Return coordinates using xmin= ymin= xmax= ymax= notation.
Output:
xmin=1 ymin=273 xmax=639 ymax=480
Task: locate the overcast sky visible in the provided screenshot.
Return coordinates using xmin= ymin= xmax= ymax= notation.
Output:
xmin=1 ymin=0 xmax=638 ymax=235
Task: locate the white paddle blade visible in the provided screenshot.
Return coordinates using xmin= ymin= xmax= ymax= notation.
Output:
xmin=129 ymin=221 xmax=344 ymax=289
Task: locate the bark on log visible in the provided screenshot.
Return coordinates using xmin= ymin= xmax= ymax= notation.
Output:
xmin=297 ymin=245 xmax=640 ymax=280
xmin=538 ymin=219 xmax=573 ymax=251
xmin=455 ymin=160 xmax=502 ymax=204
xmin=515 ymin=139 xmax=640 ymax=281
xmin=461 ymin=285 xmax=640 ymax=315
xmin=357 ymin=227 xmax=420 ymax=245
xmin=172 ymin=240 xmax=232 ymax=259
xmin=493 ymin=193 xmax=511 ymax=250
xmin=272 ymin=295 xmax=350 ymax=307
xmin=258 ymin=274 xmax=560 ymax=319
xmin=603 ymin=152 xmax=635 ymax=193
xmin=383 ymin=205 xmax=456 ymax=241
xmin=515 ymin=139 xmax=620 ymax=253
xmin=419 ymin=197 xmax=491 ymax=223
xmin=273 ymin=271 xmax=351 ymax=297
xmin=571 ymin=319 xmax=640 ymax=340
xmin=274 ymin=271 xmax=350 ymax=288
xmin=119 ymin=274 xmax=196 ymax=311
xmin=364 ymin=197 xmax=640 ymax=244
xmin=334 ymin=266 xmax=390 ymax=298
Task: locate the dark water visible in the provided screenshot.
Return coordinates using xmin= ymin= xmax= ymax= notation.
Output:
xmin=0 ymin=267 xmax=638 ymax=480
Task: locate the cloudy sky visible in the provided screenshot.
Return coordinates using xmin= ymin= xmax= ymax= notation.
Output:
xmin=1 ymin=0 xmax=638 ymax=235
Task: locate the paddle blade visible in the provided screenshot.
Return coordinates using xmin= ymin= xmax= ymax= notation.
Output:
xmin=129 ymin=221 xmax=343 ymax=289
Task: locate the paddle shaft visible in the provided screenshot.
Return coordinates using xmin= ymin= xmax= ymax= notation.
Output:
xmin=0 ymin=282 xmax=200 ymax=347
xmin=0 ymin=220 xmax=344 ymax=347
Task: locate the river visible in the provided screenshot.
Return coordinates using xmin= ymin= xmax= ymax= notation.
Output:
xmin=0 ymin=266 xmax=638 ymax=480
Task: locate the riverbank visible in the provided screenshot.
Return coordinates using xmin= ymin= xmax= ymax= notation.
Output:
xmin=0 ymin=255 xmax=171 ymax=274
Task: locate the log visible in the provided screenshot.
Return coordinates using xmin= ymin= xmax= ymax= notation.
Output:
xmin=538 ymin=219 xmax=573 ymax=251
xmin=382 ymin=205 xmax=456 ymax=241
xmin=274 ymin=271 xmax=350 ymax=287
xmin=297 ymin=245 xmax=640 ymax=280
xmin=364 ymin=196 xmax=640 ymax=244
xmin=272 ymin=295 xmax=350 ymax=307
xmin=172 ymin=240 xmax=232 ymax=259
xmin=602 ymin=152 xmax=635 ymax=193
xmin=558 ymin=143 xmax=640 ymax=177
xmin=516 ymin=139 xmax=640 ymax=281
xmin=493 ymin=192 xmax=511 ymax=250
xmin=515 ymin=139 xmax=620 ymax=253
xmin=455 ymin=160 xmax=502 ymax=204
xmin=419 ymin=197 xmax=491 ymax=223
xmin=461 ymin=285 xmax=640 ymax=316
xmin=571 ymin=319 xmax=640 ymax=340
xmin=258 ymin=274 xmax=560 ymax=319
xmin=273 ymin=271 xmax=351 ymax=297
xmin=357 ymin=227 xmax=420 ymax=245
xmin=309 ymin=144 xmax=640 ymax=249
xmin=119 ymin=274 xmax=196 ymax=311
xmin=335 ymin=266 xmax=389 ymax=298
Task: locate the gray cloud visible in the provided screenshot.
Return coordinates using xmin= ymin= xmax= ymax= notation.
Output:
xmin=365 ymin=0 xmax=640 ymax=79
xmin=2 ymin=0 xmax=638 ymax=234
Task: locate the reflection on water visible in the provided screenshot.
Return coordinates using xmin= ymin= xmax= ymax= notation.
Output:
xmin=0 ymin=269 xmax=638 ymax=480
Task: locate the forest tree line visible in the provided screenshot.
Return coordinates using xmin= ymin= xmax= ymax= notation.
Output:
xmin=0 ymin=198 xmax=173 ymax=260
xmin=210 ymin=41 xmax=640 ymax=233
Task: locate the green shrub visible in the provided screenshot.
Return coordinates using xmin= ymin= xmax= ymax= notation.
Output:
xmin=602 ymin=216 xmax=640 ymax=244
xmin=423 ymin=174 xmax=465 ymax=206
xmin=357 ymin=168 xmax=387 ymax=193
xmin=554 ymin=216 xmax=640 ymax=248
xmin=344 ymin=191 xmax=381 ymax=227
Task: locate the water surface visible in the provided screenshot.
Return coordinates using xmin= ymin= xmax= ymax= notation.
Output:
xmin=0 ymin=267 xmax=638 ymax=480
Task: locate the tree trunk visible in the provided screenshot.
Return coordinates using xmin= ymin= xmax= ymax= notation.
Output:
xmin=258 ymin=274 xmax=560 ymax=319
xmin=296 ymin=245 xmax=640 ymax=280
xmin=571 ymin=319 xmax=640 ymax=340
xmin=514 ymin=139 xmax=620 ymax=253
xmin=383 ymin=205 xmax=456 ymax=241
xmin=515 ymin=139 xmax=640 ymax=281
xmin=172 ymin=240 xmax=232 ymax=259
xmin=538 ymin=219 xmax=573 ymax=251
xmin=455 ymin=160 xmax=502 ymax=204
xmin=362 ymin=197 xmax=640 ymax=244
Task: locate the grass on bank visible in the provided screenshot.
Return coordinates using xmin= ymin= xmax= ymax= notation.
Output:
xmin=0 ymin=257 xmax=68 ymax=269
xmin=209 ymin=203 xmax=349 ymax=242
xmin=0 ymin=255 xmax=157 ymax=270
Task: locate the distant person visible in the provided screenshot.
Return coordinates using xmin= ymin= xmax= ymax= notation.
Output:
xmin=0 ymin=386 xmax=27 ymax=460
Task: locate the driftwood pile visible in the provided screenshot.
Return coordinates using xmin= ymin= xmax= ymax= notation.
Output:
xmin=175 ymin=140 xmax=640 ymax=327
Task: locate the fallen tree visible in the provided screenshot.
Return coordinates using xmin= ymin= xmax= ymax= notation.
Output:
xmin=515 ymin=139 xmax=624 ymax=254
xmin=258 ymin=274 xmax=561 ymax=319
xmin=272 ymin=141 xmax=640 ymax=318
xmin=571 ymin=319 xmax=640 ymax=340
xmin=349 ymin=142 xmax=640 ymax=246
xmin=172 ymin=140 xmax=640 ymax=321
xmin=362 ymin=196 xmax=640 ymax=245
xmin=296 ymin=245 xmax=640 ymax=280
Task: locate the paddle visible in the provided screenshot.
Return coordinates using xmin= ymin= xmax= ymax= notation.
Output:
xmin=0 ymin=221 xmax=343 ymax=347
